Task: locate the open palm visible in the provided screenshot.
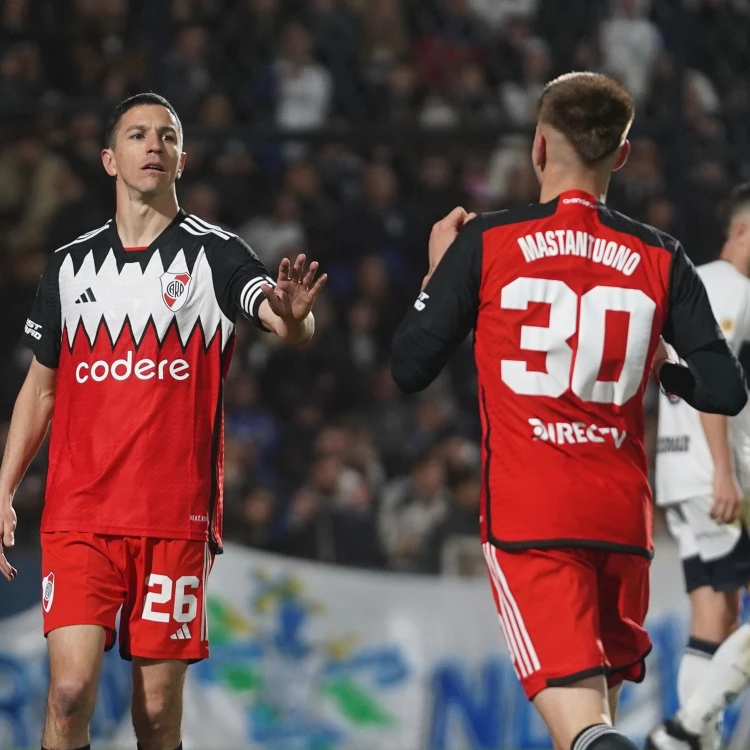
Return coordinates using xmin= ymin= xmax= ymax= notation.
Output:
xmin=262 ymin=254 xmax=327 ymax=322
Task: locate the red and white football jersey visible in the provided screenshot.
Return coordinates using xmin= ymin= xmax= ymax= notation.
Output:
xmin=393 ymin=191 xmax=724 ymax=558
xmin=23 ymin=210 xmax=275 ymax=550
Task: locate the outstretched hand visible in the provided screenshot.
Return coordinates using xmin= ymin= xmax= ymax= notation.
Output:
xmin=262 ymin=254 xmax=327 ymax=323
xmin=0 ymin=503 xmax=17 ymax=582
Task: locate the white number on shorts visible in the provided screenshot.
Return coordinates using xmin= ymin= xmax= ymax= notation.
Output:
xmin=500 ymin=278 xmax=656 ymax=406
xmin=173 ymin=576 xmax=199 ymax=623
xmin=143 ymin=574 xmax=199 ymax=623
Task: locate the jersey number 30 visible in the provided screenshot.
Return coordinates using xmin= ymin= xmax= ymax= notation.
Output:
xmin=501 ymin=278 xmax=656 ymax=406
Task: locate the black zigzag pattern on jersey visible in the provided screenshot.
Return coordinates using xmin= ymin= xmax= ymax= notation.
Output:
xmin=66 ymin=242 xmax=204 ymax=276
xmin=64 ymin=315 xmax=226 ymax=353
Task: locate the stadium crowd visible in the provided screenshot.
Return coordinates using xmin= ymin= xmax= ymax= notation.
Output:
xmin=1 ymin=0 xmax=750 ymax=574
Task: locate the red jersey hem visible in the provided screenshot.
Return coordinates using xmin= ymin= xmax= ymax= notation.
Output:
xmin=40 ymin=521 xmax=210 ymax=542
xmin=485 ymin=535 xmax=654 ymax=559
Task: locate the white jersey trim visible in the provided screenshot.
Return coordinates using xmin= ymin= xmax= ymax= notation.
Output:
xmin=182 ymin=215 xmax=232 ymax=241
xmin=54 ymin=221 xmax=112 ymax=253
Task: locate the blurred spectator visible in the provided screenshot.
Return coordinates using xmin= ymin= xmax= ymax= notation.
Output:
xmin=449 ymin=62 xmax=504 ymax=124
xmin=227 ymin=485 xmax=278 ymax=550
xmin=360 ymin=0 xmax=409 ymax=86
xmin=306 ymin=0 xmax=362 ymax=119
xmin=470 ymin=0 xmax=537 ymax=30
xmin=0 ymin=42 xmax=50 ymax=115
xmin=226 ymin=375 xmax=281 ymax=470
xmin=376 ymin=63 xmax=420 ymax=124
xmin=424 ymin=469 xmax=481 ymax=574
xmin=379 ymin=452 xmax=451 ymax=572
xmin=282 ymin=159 xmax=337 ymax=258
xmin=0 ymin=131 xmax=70 ymax=250
xmin=45 ymin=163 xmax=109 ymax=249
xmin=486 ymin=15 xmax=532 ymax=86
xmin=156 ymin=25 xmax=214 ymax=121
xmin=600 ymin=0 xmax=662 ymax=104
xmin=238 ymin=192 xmax=305 ymax=268
xmin=257 ymin=21 xmax=333 ymax=132
xmin=500 ymin=37 xmax=551 ymax=126
xmin=609 ymin=138 xmax=665 ymax=222
xmin=281 ymin=455 xmax=385 ymax=568
xmin=220 ymin=0 xmax=284 ymax=80
xmin=335 ymin=162 xmax=408 ymax=269
xmin=181 ymin=182 xmax=220 ymax=223
xmin=364 ymin=366 xmax=414 ymax=476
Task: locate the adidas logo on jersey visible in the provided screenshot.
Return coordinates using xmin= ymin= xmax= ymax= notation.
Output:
xmin=74 ymin=287 xmax=97 ymax=304
xmin=170 ymin=624 xmax=191 ymax=640
xmin=528 ymin=418 xmax=627 ymax=449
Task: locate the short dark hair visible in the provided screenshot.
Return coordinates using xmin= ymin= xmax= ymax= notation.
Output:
xmin=727 ymin=182 xmax=750 ymax=224
xmin=103 ymin=93 xmax=182 ymax=149
xmin=538 ymin=72 xmax=635 ymax=165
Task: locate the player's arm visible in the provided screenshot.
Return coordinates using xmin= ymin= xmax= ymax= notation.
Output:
xmin=0 ymin=261 xmax=62 ymax=581
xmin=391 ymin=210 xmax=481 ymax=394
xmin=700 ymin=411 xmax=742 ymax=523
xmin=207 ymin=238 xmax=326 ymax=344
xmin=0 ymin=358 xmax=57 ymax=581
xmin=659 ymin=243 xmax=747 ymax=415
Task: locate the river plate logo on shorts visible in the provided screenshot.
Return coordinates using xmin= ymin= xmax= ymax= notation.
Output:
xmin=193 ymin=570 xmax=410 ymax=749
xmin=42 ymin=572 xmax=55 ymax=613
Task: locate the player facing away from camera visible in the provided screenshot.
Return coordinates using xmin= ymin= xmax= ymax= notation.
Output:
xmin=0 ymin=93 xmax=327 ymax=750
xmin=647 ymin=185 xmax=750 ymax=750
xmin=391 ymin=72 xmax=747 ymax=750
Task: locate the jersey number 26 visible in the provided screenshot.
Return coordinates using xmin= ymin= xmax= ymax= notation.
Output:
xmin=500 ymin=277 xmax=656 ymax=406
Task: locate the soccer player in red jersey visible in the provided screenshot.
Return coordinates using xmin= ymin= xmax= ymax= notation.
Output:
xmin=391 ymin=73 xmax=747 ymax=750
xmin=0 ymin=93 xmax=327 ymax=750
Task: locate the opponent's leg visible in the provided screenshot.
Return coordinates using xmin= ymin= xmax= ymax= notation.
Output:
xmin=679 ymin=622 xmax=750 ymax=734
xmin=42 ymin=625 xmax=106 ymax=750
xmin=131 ymin=657 xmax=187 ymax=750
xmin=648 ymin=521 xmax=750 ymax=750
xmin=681 ymin=586 xmax=737 ymax=747
xmin=688 ymin=585 xmax=739 ymax=645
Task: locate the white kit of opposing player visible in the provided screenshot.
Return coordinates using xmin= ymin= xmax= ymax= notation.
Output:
xmin=654 ymin=259 xmax=750 ymax=750
xmin=657 ymin=259 xmax=750 ymax=559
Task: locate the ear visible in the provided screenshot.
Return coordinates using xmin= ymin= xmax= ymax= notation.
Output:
xmin=612 ymin=139 xmax=630 ymax=172
xmin=532 ymin=130 xmax=546 ymax=174
xmin=177 ymin=151 xmax=187 ymax=180
xmin=732 ymin=217 xmax=748 ymax=240
xmin=101 ymin=148 xmax=117 ymax=178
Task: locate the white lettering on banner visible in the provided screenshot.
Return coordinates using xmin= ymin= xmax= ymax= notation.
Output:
xmin=528 ymin=418 xmax=627 ymax=448
xmin=75 ymin=350 xmax=190 ymax=383
xmin=517 ymin=230 xmax=641 ymax=277
xmin=24 ymin=319 xmax=42 ymax=340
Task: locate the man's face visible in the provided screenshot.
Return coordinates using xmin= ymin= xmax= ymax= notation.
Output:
xmin=102 ymin=104 xmax=185 ymax=196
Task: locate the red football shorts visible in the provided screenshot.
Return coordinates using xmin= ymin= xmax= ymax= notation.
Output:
xmin=41 ymin=531 xmax=214 ymax=661
xmin=482 ymin=542 xmax=651 ymax=700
